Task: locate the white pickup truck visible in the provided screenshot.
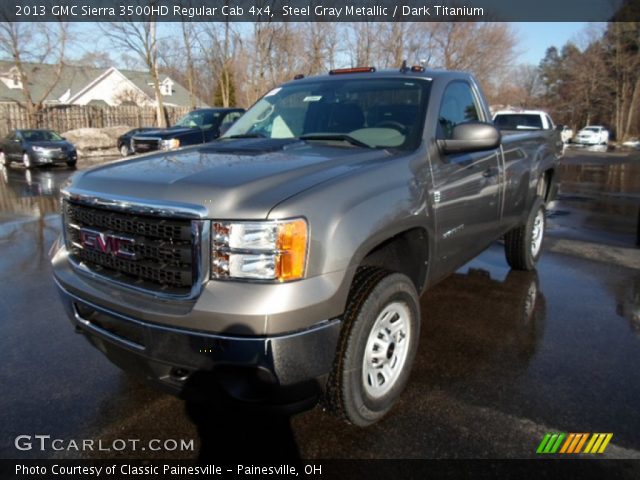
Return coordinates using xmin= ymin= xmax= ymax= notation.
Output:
xmin=493 ymin=109 xmax=556 ymax=131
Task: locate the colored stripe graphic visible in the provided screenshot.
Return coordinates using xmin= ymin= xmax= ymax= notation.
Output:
xmin=584 ymin=433 xmax=614 ymax=454
xmin=537 ymin=433 xmax=565 ymax=454
xmin=574 ymin=433 xmax=589 ymax=453
xmin=536 ymin=434 xmax=551 ymax=454
xmin=537 ymin=433 xmax=613 ymax=454
xmin=559 ymin=433 xmax=575 ymax=453
xmin=597 ymin=434 xmax=613 ymax=453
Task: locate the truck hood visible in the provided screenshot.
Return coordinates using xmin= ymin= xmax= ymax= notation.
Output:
xmin=68 ymin=138 xmax=394 ymax=219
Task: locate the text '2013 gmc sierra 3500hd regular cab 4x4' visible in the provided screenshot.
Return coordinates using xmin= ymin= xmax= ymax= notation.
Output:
xmin=51 ymin=66 xmax=560 ymax=426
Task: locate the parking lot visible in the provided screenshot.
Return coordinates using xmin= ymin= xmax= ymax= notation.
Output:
xmin=1 ymin=148 xmax=639 ymax=461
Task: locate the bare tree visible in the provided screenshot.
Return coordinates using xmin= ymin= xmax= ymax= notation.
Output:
xmin=101 ymin=18 xmax=167 ymax=127
xmin=301 ymin=23 xmax=338 ymax=75
xmin=112 ymin=87 xmax=148 ymax=106
xmin=0 ymin=22 xmax=70 ymax=127
xmin=607 ymin=22 xmax=640 ymax=140
xmin=422 ymin=22 xmax=517 ymax=98
xmin=197 ymin=21 xmax=239 ymax=107
xmin=347 ymin=23 xmax=378 ymax=67
xmin=180 ymin=21 xmax=197 ymax=110
xmin=72 ymin=50 xmax=112 ymax=69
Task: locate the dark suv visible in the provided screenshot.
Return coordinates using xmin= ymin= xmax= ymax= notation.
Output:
xmin=131 ymin=108 xmax=244 ymax=154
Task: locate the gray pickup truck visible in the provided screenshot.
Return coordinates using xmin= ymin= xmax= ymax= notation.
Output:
xmin=51 ymin=66 xmax=560 ymax=426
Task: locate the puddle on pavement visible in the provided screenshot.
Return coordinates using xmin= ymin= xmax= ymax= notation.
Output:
xmin=549 ymin=159 xmax=640 ymax=247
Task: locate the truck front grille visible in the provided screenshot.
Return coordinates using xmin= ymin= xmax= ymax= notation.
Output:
xmin=64 ymin=200 xmax=197 ymax=295
xmin=132 ymin=137 xmax=160 ymax=153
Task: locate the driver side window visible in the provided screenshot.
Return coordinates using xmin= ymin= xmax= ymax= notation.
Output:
xmin=437 ymin=82 xmax=480 ymax=140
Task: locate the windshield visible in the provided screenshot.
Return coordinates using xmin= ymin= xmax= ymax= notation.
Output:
xmin=223 ymin=78 xmax=431 ymax=150
xmin=583 ymin=127 xmax=600 ymax=132
xmin=494 ymin=114 xmax=543 ymax=130
xmin=21 ymin=130 xmax=63 ymax=141
xmin=174 ymin=110 xmax=221 ymax=129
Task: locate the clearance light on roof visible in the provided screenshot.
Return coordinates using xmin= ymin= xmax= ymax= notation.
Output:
xmin=329 ymin=67 xmax=376 ymax=75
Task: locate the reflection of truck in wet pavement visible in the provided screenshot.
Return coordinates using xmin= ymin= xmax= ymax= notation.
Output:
xmin=52 ymin=66 xmax=560 ymax=426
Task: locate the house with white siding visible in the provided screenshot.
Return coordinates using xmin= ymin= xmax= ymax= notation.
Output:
xmin=0 ymin=61 xmax=205 ymax=108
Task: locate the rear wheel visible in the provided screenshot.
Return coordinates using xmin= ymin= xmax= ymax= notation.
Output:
xmin=120 ymin=144 xmax=129 ymax=157
xmin=504 ymin=197 xmax=546 ymax=271
xmin=22 ymin=152 xmax=33 ymax=169
xmin=324 ymin=268 xmax=420 ymax=426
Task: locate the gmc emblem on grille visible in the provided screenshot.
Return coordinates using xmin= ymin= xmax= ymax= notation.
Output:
xmin=79 ymin=228 xmax=137 ymax=260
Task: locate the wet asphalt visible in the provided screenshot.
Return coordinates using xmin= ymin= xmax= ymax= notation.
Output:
xmin=0 ymin=148 xmax=639 ymax=462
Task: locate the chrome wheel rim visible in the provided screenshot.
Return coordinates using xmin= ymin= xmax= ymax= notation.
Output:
xmin=120 ymin=145 xmax=129 ymax=156
xmin=23 ymin=153 xmax=31 ymax=168
xmin=531 ymin=209 xmax=544 ymax=257
xmin=0 ymin=152 xmax=6 ymax=166
xmin=362 ymin=301 xmax=411 ymax=399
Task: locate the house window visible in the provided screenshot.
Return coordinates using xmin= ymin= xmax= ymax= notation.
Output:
xmin=161 ymin=81 xmax=173 ymax=96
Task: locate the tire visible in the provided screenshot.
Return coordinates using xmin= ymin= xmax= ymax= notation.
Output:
xmin=66 ymin=160 xmax=77 ymax=169
xmin=504 ymin=196 xmax=546 ymax=271
xmin=324 ymin=267 xmax=420 ymax=427
xmin=22 ymin=152 xmax=33 ymax=169
xmin=120 ymin=144 xmax=129 ymax=157
xmin=0 ymin=151 xmax=8 ymax=167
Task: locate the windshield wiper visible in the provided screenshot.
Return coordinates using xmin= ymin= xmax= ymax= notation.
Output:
xmin=225 ymin=133 xmax=266 ymax=139
xmin=299 ymin=133 xmax=372 ymax=148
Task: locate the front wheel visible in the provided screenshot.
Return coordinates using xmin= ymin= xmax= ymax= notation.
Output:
xmin=120 ymin=144 xmax=129 ymax=157
xmin=504 ymin=197 xmax=546 ymax=271
xmin=0 ymin=151 xmax=8 ymax=167
xmin=324 ymin=268 xmax=420 ymax=427
xmin=66 ymin=160 xmax=77 ymax=169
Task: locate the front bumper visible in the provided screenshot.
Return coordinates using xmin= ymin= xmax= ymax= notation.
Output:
xmin=575 ymin=137 xmax=601 ymax=145
xmin=29 ymin=151 xmax=77 ymax=165
xmin=55 ymin=279 xmax=341 ymax=405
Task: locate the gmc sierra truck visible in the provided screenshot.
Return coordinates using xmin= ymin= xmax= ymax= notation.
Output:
xmin=51 ymin=66 xmax=560 ymax=426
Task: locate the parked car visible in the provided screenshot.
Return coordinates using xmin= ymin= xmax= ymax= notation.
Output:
xmin=117 ymin=128 xmax=157 ymax=157
xmin=52 ymin=67 xmax=560 ymax=426
xmin=493 ymin=109 xmax=556 ymax=131
xmin=131 ymin=108 xmax=244 ymax=154
xmin=0 ymin=129 xmax=77 ymax=169
xmin=575 ymin=125 xmax=609 ymax=145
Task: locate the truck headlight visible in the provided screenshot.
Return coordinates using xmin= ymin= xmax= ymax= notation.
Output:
xmin=211 ymin=219 xmax=308 ymax=282
xmin=161 ymin=138 xmax=180 ymax=150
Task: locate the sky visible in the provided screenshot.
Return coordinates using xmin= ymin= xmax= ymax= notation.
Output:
xmin=72 ymin=21 xmax=603 ymax=69
xmin=514 ymin=22 xmax=604 ymax=65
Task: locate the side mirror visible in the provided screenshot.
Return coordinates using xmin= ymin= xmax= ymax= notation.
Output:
xmin=438 ymin=122 xmax=501 ymax=155
xmin=555 ymin=125 xmax=564 ymax=131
